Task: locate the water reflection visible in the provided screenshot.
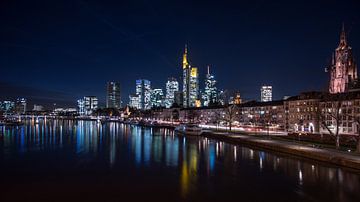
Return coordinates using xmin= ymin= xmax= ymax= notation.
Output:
xmin=0 ymin=120 xmax=360 ymax=201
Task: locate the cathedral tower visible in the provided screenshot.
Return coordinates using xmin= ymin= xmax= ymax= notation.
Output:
xmin=328 ymin=24 xmax=358 ymax=94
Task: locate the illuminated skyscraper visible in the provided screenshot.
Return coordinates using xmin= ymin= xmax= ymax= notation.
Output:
xmin=136 ymin=79 xmax=151 ymax=110
xmin=328 ymin=24 xmax=358 ymax=93
xmin=165 ymin=77 xmax=179 ymax=108
xmin=202 ymin=66 xmax=218 ymax=106
xmin=150 ymin=88 xmax=164 ymax=108
xmin=106 ymin=82 xmax=121 ymax=109
xmin=261 ymin=86 xmax=272 ymax=102
xmin=182 ymin=45 xmax=199 ymax=108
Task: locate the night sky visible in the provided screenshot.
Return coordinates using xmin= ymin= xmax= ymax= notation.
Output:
xmin=1 ymin=0 xmax=360 ymax=108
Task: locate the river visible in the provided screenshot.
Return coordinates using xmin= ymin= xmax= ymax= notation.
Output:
xmin=0 ymin=119 xmax=359 ymax=201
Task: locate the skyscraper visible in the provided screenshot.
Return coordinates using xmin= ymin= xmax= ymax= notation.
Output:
xmin=328 ymin=24 xmax=358 ymax=94
xmin=202 ymin=66 xmax=218 ymax=106
xmin=261 ymin=86 xmax=272 ymax=102
xmin=106 ymin=82 xmax=121 ymax=109
xmin=165 ymin=77 xmax=179 ymax=108
xmin=129 ymin=94 xmax=140 ymax=109
xmin=182 ymin=45 xmax=199 ymax=108
xmin=136 ymin=79 xmax=151 ymax=110
xmin=150 ymin=88 xmax=164 ymax=108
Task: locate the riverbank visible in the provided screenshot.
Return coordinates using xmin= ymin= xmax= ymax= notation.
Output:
xmin=202 ymin=131 xmax=360 ymax=171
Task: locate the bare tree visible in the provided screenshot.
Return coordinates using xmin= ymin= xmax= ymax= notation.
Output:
xmin=351 ymin=116 xmax=360 ymax=153
xmin=222 ymin=105 xmax=239 ymax=131
xmin=345 ymin=106 xmax=360 ymax=153
xmin=259 ymin=109 xmax=276 ymax=137
xmin=319 ymin=94 xmax=347 ymax=150
xmin=209 ymin=109 xmax=223 ymax=131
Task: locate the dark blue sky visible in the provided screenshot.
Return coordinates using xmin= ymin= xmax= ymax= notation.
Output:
xmin=1 ymin=0 xmax=360 ymax=107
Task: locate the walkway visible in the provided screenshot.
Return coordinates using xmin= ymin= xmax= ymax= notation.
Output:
xmin=203 ymin=131 xmax=360 ymax=171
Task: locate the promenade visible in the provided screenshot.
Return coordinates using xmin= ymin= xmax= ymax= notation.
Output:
xmin=203 ymin=131 xmax=360 ymax=171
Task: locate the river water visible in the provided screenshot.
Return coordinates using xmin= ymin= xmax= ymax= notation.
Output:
xmin=0 ymin=119 xmax=359 ymax=201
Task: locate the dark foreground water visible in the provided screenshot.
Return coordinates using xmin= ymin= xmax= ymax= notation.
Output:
xmin=0 ymin=120 xmax=360 ymax=202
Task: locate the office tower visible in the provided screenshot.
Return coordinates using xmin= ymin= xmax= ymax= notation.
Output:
xmin=15 ymin=98 xmax=27 ymax=114
xmin=182 ymin=45 xmax=199 ymax=108
xmin=150 ymin=88 xmax=164 ymax=108
xmin=202 ymin=66 xmax=218 ymax=106
xmin=165 ymin=77 xmax=179 ymax=108
xmin=136 ymin=79 xmax=151 ymax=110
xmin=261 ymin=86 xmax=272 ymax=102
xmin=129 ymin=94 xmax=140 ymax=109
xmin=106 ymin=82 xmax=121 ymax=109
xmin=328 ymin=24 xmax=358 ymax=93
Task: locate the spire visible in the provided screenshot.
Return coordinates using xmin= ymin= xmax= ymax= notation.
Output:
xmin=339 ymin=23 xmax=347 ymax=47
xmin=207 ymin=65 xmax=210 ymax=75
xmin=182 ymin=44 xmax=188 ymax=69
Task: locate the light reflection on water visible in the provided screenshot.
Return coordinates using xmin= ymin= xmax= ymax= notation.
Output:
xmin=0 ymin=119 xmax=360 ymax=201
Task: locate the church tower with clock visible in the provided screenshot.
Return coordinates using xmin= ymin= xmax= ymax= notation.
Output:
xmin=328 ymin=24 xmax=358 ymax=94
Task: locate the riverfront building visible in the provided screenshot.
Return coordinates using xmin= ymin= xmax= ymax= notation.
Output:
xmin=78 ymin=96 xmax=98 ymax=116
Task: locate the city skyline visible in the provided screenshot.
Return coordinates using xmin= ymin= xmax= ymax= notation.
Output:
xmin=1 ymin=0 xmax=360 ymax=108
xmin=2 ymin=2 xmax=360 ymax=200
